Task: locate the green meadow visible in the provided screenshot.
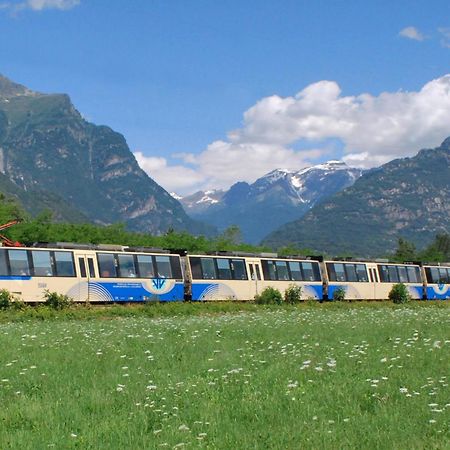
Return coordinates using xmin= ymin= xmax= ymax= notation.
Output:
xmin=0 ymin=302 xmax=449 ymax=449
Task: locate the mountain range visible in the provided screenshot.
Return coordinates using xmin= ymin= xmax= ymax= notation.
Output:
xmin=263 ymin=138 xmax=450 ymax=256
xmin=177 ymin=161 xmax=363 ymax=243
xmin=0 ymin=74 xmax=209 ymax=235
xmin=1 ymin=74 xmax=448 ymax=257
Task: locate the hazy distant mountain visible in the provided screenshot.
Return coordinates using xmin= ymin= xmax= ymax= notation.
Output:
xmin=0 ymin=74 xmax=210 ymax=235
xmin=178 ymin=161 xmax=363 ymax=243
xmin=263 ymin=138 xmax=450 ymax=256
xmin=176 ymin=189 xmax=226 ymax=215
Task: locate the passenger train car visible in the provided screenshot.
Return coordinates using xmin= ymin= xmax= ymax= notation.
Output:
xmin=0 ymin=244 xmax=184 ymax=303
xmin=325 ymin=261 xmax=424 ymax=300
xmin=185 ymin=254 xmax=323 ymax=301
xmin=0 ymin=243 xmax=448 ymax=303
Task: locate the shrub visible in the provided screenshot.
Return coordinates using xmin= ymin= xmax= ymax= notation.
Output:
xmin=0 ymin=289 xmax=26 ymax=310
xmin=333 ymin=287 xmax=346 ymax=302
xmin=254 ymin=287 xmax=283 ymax=305
xmin=389 ymin=283 xmax=411 ymax=304
xmin=284 ymin=284 xmax=302 ymax=304
xmin=43 ymin=290 xmax=73 ymax=309
xmin=0 ymin=289 xmax=13 ymax=309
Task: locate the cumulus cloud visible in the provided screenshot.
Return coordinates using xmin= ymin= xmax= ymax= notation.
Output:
xmin=134 ymin=152 xmax=205 ymax=194
xmin=0 ymin=0 xmax=79 ymax=12
xmin=399 ymin=26 xmax=425 ymax=41
xmin=136 ymin=75 xmax=450 ymax=195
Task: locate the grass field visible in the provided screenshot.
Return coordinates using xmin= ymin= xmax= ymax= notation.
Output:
xmin=0 ymin=302 xmax=449 ymax=449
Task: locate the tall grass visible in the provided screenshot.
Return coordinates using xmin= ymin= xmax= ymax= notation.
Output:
xmin=0 ymin=302 xmax=448 ymax=448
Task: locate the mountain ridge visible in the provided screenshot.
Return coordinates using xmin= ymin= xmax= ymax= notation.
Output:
xmin=0 ymin=74 xmax=211 ymax=235
xmin=263 ymin=139 xmax=450 ymax=256
xmin=179 ymin=161 xmax=363 ymax=243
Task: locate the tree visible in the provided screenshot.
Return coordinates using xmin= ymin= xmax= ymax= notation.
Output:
xmin=393 ymin=237 xmax=417 ymax=262
xmin=420 ymin=233 xmax=450 ymax=262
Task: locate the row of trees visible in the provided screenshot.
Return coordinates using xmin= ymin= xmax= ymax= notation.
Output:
xmin=1 ymin=193 xmax=448 ymax=261
xmin=393 ymin=235 xmax=450 ymax=263
xmin=0 ymin=196 xmax=268 ymax=253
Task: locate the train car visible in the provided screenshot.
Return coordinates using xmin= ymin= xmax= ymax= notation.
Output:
xmin=422 ymin=264 xmax=450 ymax=300
xmin=0 ymin=244 xmax=185 ymax=303
xmin=184 ymin=254 xmax=324 ymax=301
xmin=324 ymin=260 xmax=423 ymax=300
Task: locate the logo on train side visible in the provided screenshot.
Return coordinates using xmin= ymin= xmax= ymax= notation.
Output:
xmin=152 ymin=278 xmax=166 ymax=290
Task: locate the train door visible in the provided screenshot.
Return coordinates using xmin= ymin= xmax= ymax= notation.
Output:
xmin=247 ymin=259 xmax=262 ymax=298
xmin=76 ymin=255 xmax=96 ymax=302
xmin=367 ymin=265 xmax=378 ymax=300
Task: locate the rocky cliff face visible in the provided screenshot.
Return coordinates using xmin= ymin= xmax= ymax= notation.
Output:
xmin=179 ymin=161 xmax=362 ymax=243
xmin=263 ymin=139 xmax=450 ymax=256
xmin=0 ymin=74 xmax=208 ymax=235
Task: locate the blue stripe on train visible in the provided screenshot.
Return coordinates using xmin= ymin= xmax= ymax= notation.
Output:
xmin=426 ymin=285 xmax=450 ymax=300
xmin=0 ymin=276 xmax=32 ymax=280
xmin=93 ymin=281 xmax=185 ymax=302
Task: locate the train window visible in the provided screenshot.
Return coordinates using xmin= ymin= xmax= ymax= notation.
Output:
xmin=118 ymin=254 xmax=137 ymax=278
xmin=398 ymin=266 xmax=408 ymax=283
xmin=31 ymin=251 xmax=53 ymax=276
xmin=8 ymin=250 xmax=30 ymax=276
xmin=155 ymin=256 xmax=172 ymax=278
xmin=275 ymin=261 xmax=289 ymax=280
xmin=428 ymin=267 xmax=440 ymax=283
xmin=188 ymin=257 xmax=202 ymax=279
xmin=231 ymin=259 xmax=247 ymax=280
xmin=262 ymin=260 xmax=277 ymax=281
xmin=334 ymin=264 xmax=346 ymax=282
xmin=303 ymin=262 xmax=319 ymax=281
xmin=378 ymin=265 xmax=388 ymax=282
xmin=388 ymin=266 xmax=399 ymax=283
xmin=217 ymin=258 xmax=232 ymax=280
xmin=356 ymin=264 xmax=368 ymax=282
xmin=326 ymin=263 xmax=336 ymax=281
xmin=312 ymin=262 xmax=322 ymax=281
xmin=54 ymin=252 xmax=75 ymax=277
xmin=255 ymin=264 xmax=262 ymax=281
xmin=200 ymin=258 xmax=216 ymax=279
xmin=170 ymin=256 xmax=183 ymax=280
xmin=136 ymin=255 xmax=154 ymax=278
xmin=289 ymin=261 xmax=302 ymax=281
xmin=98 ymin=253 xmax=117 ymax=278
xmin=0 ymin=250 xmax=8 ymax=276
xmin=345 ymin=264 xmax=358 ymax=282
xmin=407 ymin=266 xmax=420 ymax=283
xmin=78 ymin=257 xmax=87 ymax=278
xmin=439 ymin=268 xmax=449 ymax=284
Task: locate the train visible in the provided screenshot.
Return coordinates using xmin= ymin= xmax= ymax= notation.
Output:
xmin=0 ymin=242 xmax=448 ymax=303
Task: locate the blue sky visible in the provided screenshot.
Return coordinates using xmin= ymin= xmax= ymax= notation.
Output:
xmin=1 ymin=0 xmax=450 ymax=193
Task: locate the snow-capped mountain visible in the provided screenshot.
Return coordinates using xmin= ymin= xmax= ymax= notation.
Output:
xmin=180 ymin=161 xmax=363 ymax=244
xmin=251 ymin=160 xmax=362 ymax=207
xmin=172 ymin=189 xmax=226 ymax=215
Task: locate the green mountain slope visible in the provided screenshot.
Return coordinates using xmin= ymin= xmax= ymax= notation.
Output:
xmin=0 ymin=74 xmax=209 ymax=234
xmin=263 ymin=138 xmax=450 ymax=256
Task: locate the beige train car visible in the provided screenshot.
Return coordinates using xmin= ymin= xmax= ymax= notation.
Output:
xmin=0 ymin=245 xmax=185 ymax=303
xmin=185 ymin=254 xmax=324 ymax=301
xmin=324 ymin=260 xmax=424 ymax=300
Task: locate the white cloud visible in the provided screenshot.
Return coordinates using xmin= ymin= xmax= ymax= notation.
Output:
xmin=136 ymin=75 xmax=450 ymax=195
xmin=0 ymin=0 xmax=79 ymax=12
xmin=399 ymin=26 xmax=425 ymax=41
xmin=134 ymin=152 xmax=205 ymax=194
